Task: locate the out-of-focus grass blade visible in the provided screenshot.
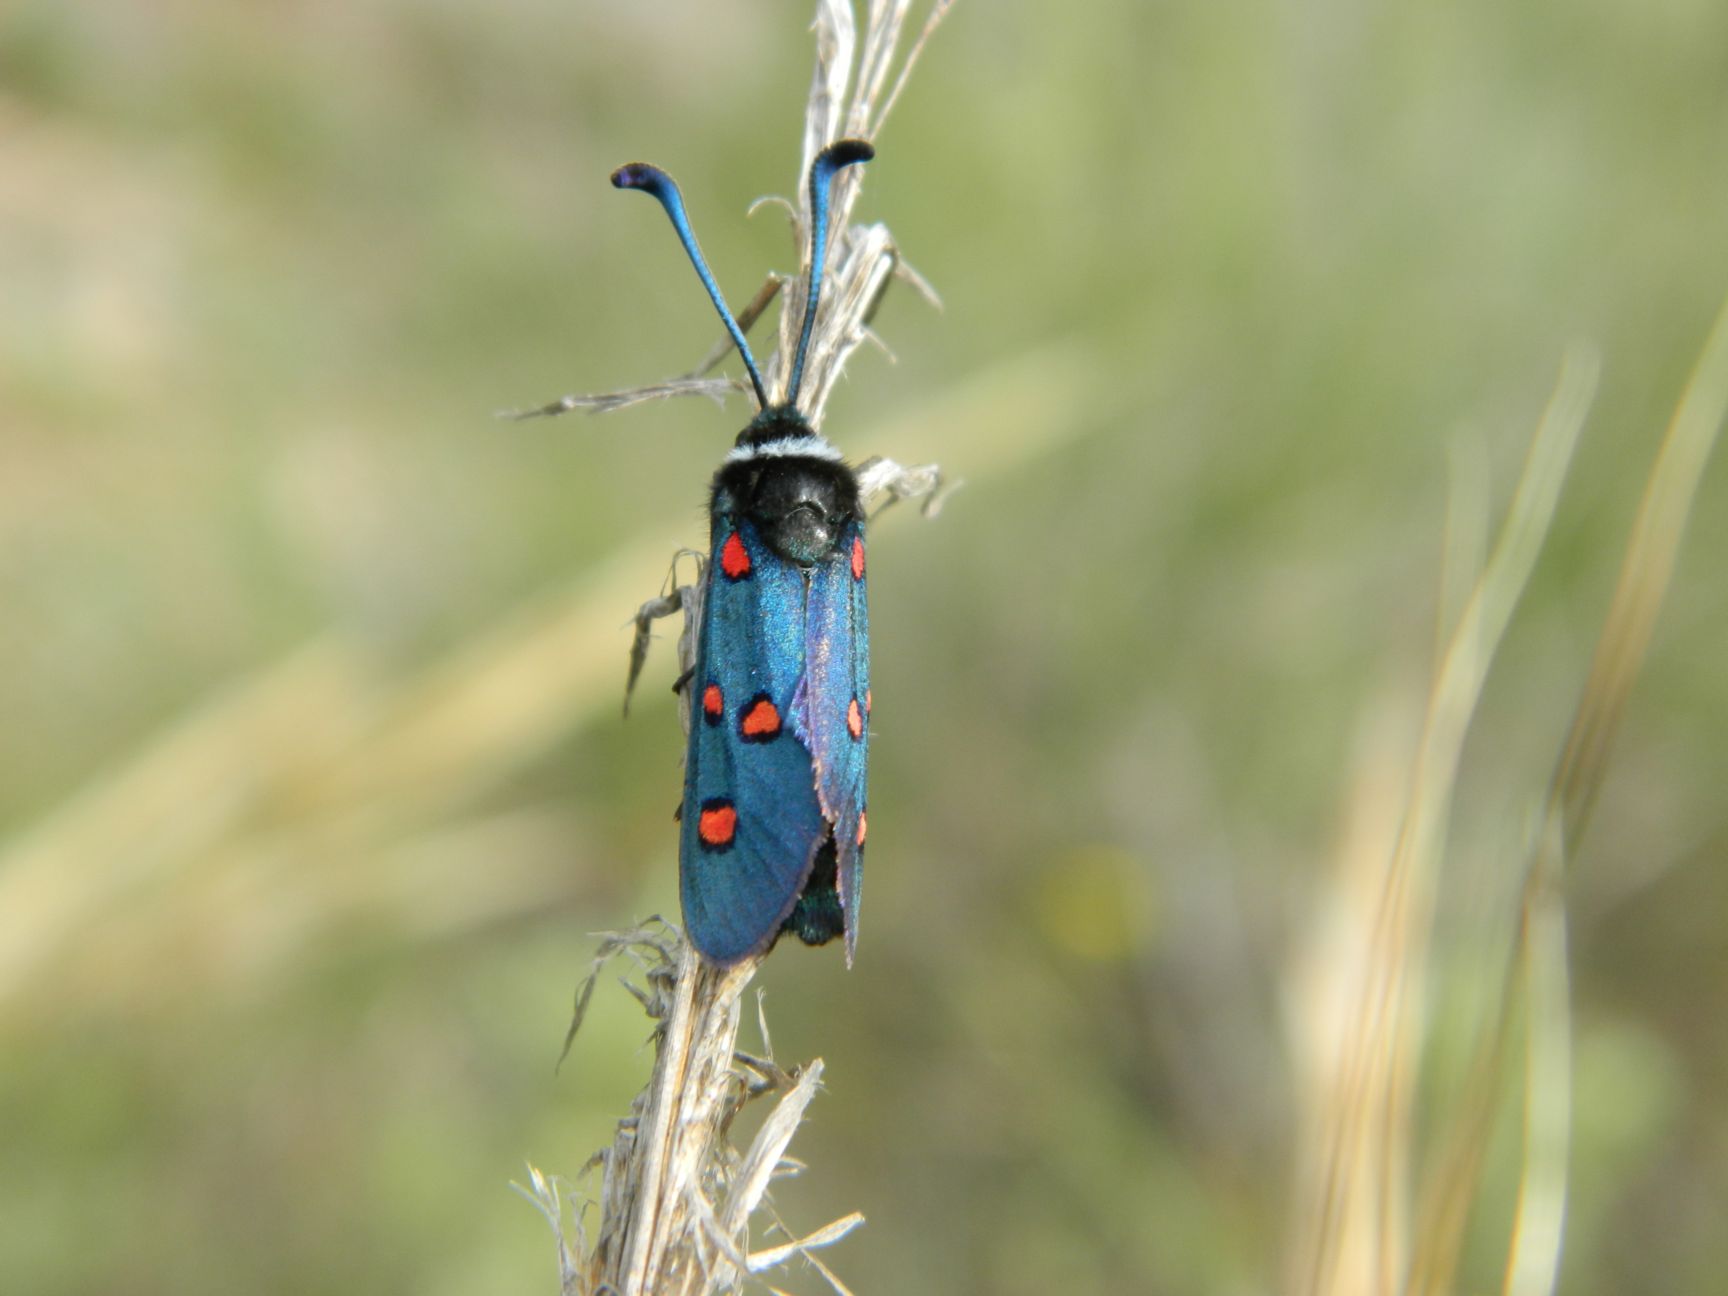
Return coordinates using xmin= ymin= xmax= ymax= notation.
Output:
xmin=1503 ymin=813 xmax=1573 ymax=1296
xmin=1406 ymin=295 xmax=1728 ymax=1296
xmin=1291 ymin=348 xmax=1597 ymax=1296
xmin=1503 ymin=296 xmax=1728 ymax=1296
xmin=1550 ymin=297 xmax=1728 ymax=848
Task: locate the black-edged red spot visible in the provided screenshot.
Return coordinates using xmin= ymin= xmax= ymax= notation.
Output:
xmin=720 ymin=531 xmax=752 ymax=581
xmin=865 ymin=688 xmax=872 ymax=716
xmin=850 ymin=534 xmax=866 ymax=581
xmin=846 ymin=696 xmax=864 ymax=741
xmin=856 ymin=811 xmax=868 ymax=847
xmin=697 ymin=798 xmax=737 ymax=851
xmin=739 ymin=692 xmax=782 ymax=743
xmin=701 ymin=683 xmax=724 ymax=725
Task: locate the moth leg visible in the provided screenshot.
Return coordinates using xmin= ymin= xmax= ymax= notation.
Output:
xmin=624 ymin=549 xmax=707 ymax=717
xmin=625 ymin=588 xmax=683 ymax=717
xmin=854 ymin=456 xmax=959 ymax=520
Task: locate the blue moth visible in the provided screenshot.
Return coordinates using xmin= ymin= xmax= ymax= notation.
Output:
xmin=614 ymin=141 xmax=879 ymax=966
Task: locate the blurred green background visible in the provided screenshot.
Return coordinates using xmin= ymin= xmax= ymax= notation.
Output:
xmin=3 ymin=1 xmax=1726 ymax=1292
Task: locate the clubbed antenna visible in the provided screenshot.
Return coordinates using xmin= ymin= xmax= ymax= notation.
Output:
xmin=612 ymin=162 xmax=771 ymax=411
xmin=785 ymin=139 xmax=875 ymax=411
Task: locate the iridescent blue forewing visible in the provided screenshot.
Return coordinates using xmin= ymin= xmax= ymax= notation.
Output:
xmin=803 ymin=520 xmax=869 ymax=963
xmin=680 ymin=515 xmax=828 ymax=963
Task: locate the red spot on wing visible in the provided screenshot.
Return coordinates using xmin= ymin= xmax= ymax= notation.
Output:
xmin=702 ymin=683 xmax=723 ymax=723
xmin=698 ymin=800 xmax=737 ymax=848
xmin=850 ymin=534 xmax=866 ymax=580
xmin=721 ymin=531 xmax=752 ymax=580
xmin=856 ymin=811 xmax=867 ymax=847
xmin=865 ymin=689 xmax=872 ymax=715
xmin=740 ymin=695 xmax=782 ymax=740
xmin=846 ymin=697 xmax=864 ymax=740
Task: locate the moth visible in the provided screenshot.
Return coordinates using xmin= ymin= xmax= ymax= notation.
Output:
xmin=614 ymin=141 xmax=883 ymax=966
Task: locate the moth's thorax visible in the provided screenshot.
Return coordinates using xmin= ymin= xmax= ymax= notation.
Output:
xmin=715 ymin=413 xmax=861 ymax=568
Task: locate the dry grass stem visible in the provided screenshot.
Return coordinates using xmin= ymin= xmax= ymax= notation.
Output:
xmin=520 ymin=927 xmax=851 ymax=1295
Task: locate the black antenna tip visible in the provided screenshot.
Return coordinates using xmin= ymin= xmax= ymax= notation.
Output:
xmin=818 ymin=139 xmax=875 ymax=169
xmin=612 ymin=162 xmax=669 ymax=191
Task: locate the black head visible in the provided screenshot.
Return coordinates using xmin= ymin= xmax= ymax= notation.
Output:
xmin=714 ymin=423 xmax=861 ymax=568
